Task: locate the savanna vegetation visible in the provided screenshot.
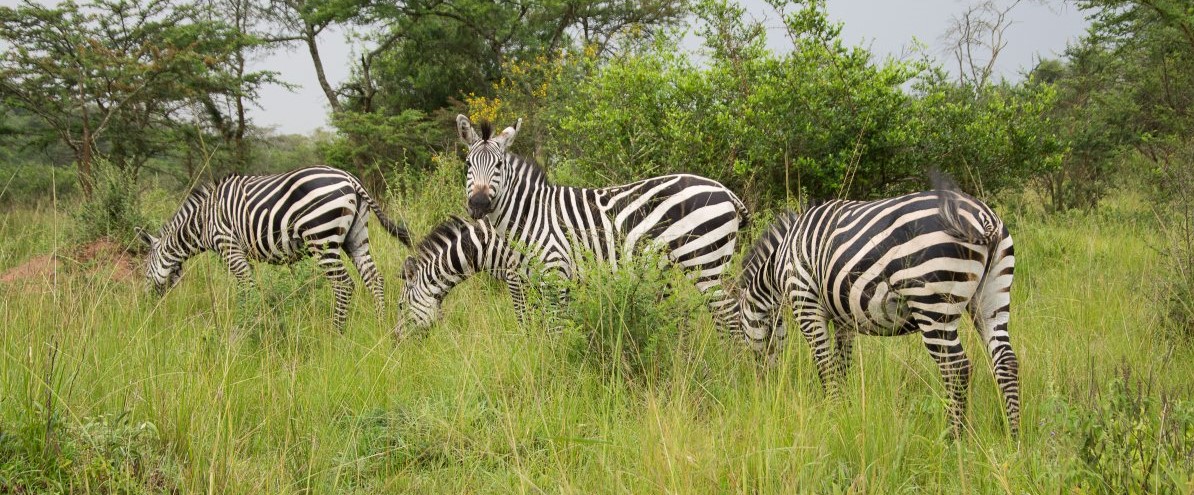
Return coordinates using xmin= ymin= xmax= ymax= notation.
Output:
xmin=2 ymin=0 xmax=1194 ymax=492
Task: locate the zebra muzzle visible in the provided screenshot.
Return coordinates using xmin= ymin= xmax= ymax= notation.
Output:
xmin=467 ymin=193 xmax=492 ymax=219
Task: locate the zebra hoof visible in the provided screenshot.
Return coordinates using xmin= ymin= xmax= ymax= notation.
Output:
xmin=393 ymin=327 xmax=410 ymax=344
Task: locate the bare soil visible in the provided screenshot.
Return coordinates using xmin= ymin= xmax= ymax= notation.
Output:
xmin=1 ymin=238 xmax=139 ymax=284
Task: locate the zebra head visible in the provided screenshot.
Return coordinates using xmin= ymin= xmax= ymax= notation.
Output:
xmin=736 ymin=211 xmax=801 ymax=354
xmin=396 ymin=216 xmax=484 ymax=331
xmin=456 ymin=114 xmax=521 ymax=220
xmin=136 ymin=226 xmax=181 ymax=296
xmin=397 ymin=254 xmax=440 ymax=330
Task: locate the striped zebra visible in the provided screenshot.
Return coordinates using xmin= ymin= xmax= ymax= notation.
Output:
xmin=455 ymin=115 xmax=748 ymax=335
xmin=397 ymin=216 xmax=533 ymax=330
xmin=737 ymin=184 xmax=1020 ymax=436
xmin=135 ymin=166 xmax=412 ymax=329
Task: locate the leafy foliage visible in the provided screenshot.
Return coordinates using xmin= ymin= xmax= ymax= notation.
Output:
xmin=0 ymin=408 xmax=180 ymax=493
xmin=475 ymin=0 xmax=1065 ymax=207
xmin=1058 ymin=368 xmax=1194 ymax=492
xmin=561 ymin=249 xmax=705 ymax=384
xmin=0 ymin=0 xmax=274 ymax=194
xmin=69 ymin=160 xmax=148 ymax=250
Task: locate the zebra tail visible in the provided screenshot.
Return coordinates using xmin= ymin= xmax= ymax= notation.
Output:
xmin=356 ymin=184 xmax=413 ymax=248
xmin=727 ymin=189 xmax=750 ymax=227
xmin=931 ymin=170 xmax=999 ymax=246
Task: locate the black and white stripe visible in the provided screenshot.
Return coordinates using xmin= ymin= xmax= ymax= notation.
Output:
xmin=738 ymin=187 xmax=1020 ymax=436
xmin=136 ymin=165 xmax=412 ymax=329
xmin=397 ymin=216 xmax=532 ymax=331
xmin=456 ymin=115 xmax=749 ymax=335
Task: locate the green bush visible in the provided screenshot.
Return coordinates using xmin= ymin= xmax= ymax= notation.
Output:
xmin=242 ymin=257 xmax=326 ymax=340
xmin=395 ymin=152 xmax=467 ymax=234
xmin=1059 ymin=368 xmax=1194 ymax=492
xmin=69 ymin=162 xmax=148 ymax=252
xmin=560 ymin=249 xmax=705 ymax=384
xmin=0 ymin=408 xmax=180 ymax=493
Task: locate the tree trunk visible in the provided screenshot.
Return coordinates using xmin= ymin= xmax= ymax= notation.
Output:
xmin=234 ymin=49 xmax=249 ymax=173
xmin=306 ymin=23 xmax=341 ymax=114
xmin=77 ymin=88 xmax=95 ymax=199
xmin=78 ymin=126 xmax=94 ymax=199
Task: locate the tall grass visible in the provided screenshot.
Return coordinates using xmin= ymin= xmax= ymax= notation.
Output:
xmin=2 ymin=189 xmax=1193 ymax=492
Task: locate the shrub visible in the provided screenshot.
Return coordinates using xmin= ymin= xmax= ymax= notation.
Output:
xmin=0 ymin=408 xmax=180 ymax=493
xmin=242 ymin=256 xmax=326 ymax=340
xmin=560 ymin=248 xmax=705 ymax=384
xmin=1147 ymin=138 xmax=1194 ymax=339
xmin=1059 ymin=367 xmax=1194 ymax=492
xmin=395 ymin=152 xmax=467 ymax=233
xmin=69 ymin=162 xmax=148 ymax=252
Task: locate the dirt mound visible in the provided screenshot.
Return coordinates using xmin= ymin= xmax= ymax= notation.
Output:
xmin=1 ymin=238 xmax=140 ymax=284
xmin=0 ymin=254 xmax=57 ymax=284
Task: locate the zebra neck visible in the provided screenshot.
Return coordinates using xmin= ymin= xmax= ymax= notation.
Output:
xmin=491 ymin=158 xmax=556 ymax=233
xmin=162 ymin=217 xmax=211 ymax=260
xmin=476 ymin=234 xmax=527 ymax=280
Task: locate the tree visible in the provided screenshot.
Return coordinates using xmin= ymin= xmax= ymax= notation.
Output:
xmin=261 ymin=0 xmax=366 ymax=113
xmin=270 ymin=0 xmax=689 ymax=184
xmin=942 ymin=0 xmax=1022 ymax=88
xmin=0 ymin=0 xmax=269 ymax=196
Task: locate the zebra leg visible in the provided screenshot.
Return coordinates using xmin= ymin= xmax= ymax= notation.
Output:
xmin=217 ymin=243 xmax=264 ymax=326
xmin=697 ymin=278 xmax=742 ymax=340
xmin=504 ymin=274 xmax=528 ymax=326
xmin=312 ymin=245 xmax=354 ymax=331
xmin=217 ymin=243 xmax=257 ymax=289
xmin=764 ymin=318 xmax=787 ymax=368
xmin=970 ymin=237 xmax=1020 ymax=438
xmin=835 ymin=327 xmax=856 ymax=383
xmin=791 ymin=305 xmax=840 ymax=397
xmin=914 ymin=309 xmax=972 ymax=438
xmin=345 ymin=226 xmax=386 ymax=317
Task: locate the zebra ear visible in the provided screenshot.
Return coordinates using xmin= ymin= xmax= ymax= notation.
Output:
xmin=400 ymin=256 xmax=416 ymax=280
xmin=135 ymin=227 xmax=157 ymax=246
xmin=456 ymin=114 xmax=481 ymax=145
xmin=492 ymin=118 xmax=521 ymax=150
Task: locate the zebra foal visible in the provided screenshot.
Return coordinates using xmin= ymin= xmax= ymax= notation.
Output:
xmin=396 ymin=216 xmax=534 ymax=330
xmin=136 ymin=166 xmax=412 ymax=329
xmin=738 ymin=184 xmax=1020 ymax=437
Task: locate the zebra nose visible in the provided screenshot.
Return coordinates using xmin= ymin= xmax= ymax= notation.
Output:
xmin=467 ymin=194 xmax=491 ymax=218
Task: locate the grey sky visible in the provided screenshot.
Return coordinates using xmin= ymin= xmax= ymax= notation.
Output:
xmin=1 ymin=0 xmax=1090 ymax=135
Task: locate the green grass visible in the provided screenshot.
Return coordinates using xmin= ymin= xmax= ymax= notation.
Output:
xmin=2 ymin=195 xmax=1193 ymax=493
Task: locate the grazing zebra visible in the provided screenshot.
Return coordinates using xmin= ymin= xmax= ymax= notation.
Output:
xmin=135 ymin=166 xmax=412 ymax=329
xmin=397 ymin=216 xmax=533 ymax=331
xmin=455 ymin=115 xmax=748 ymax=335
xmin=738 ymin=184 xmax=1020 ymax=437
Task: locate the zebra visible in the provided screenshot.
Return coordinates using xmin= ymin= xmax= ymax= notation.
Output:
xmin=455 ymin=115 xmax=749 ymax=335
xmin=737 ymin=183 xmax=1020 ymax=437
xmin=396 ymin=216 xmax=533 ymax=331
xmin=135 ymin=165 xmax=412 ymax=329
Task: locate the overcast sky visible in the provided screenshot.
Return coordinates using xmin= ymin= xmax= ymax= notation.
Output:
xmin=2 ymin=0 xmax=1091 ymax=135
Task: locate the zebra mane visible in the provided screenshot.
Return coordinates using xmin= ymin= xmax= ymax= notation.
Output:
xmin=512 ymin=152 xmax=548 ymax=184
xmin=478 ymin=120 xmax=493 ymax=141
xmin=738 ymin=210 xmax=800 ymax=286
xmin=184 ymin=182 xmax=215 ymax=202
xmin=414 ymin=215 xmax=474 ymax=259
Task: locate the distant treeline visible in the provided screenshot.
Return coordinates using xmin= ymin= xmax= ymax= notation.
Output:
xmin=0 ymin=0 xmax=1190 ymax=213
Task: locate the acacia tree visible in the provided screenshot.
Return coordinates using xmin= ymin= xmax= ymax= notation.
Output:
xmin=942 ymin=0 xmax=1021 ymax=88
xmin=0 ymin=0 xmax=267 ymax=196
